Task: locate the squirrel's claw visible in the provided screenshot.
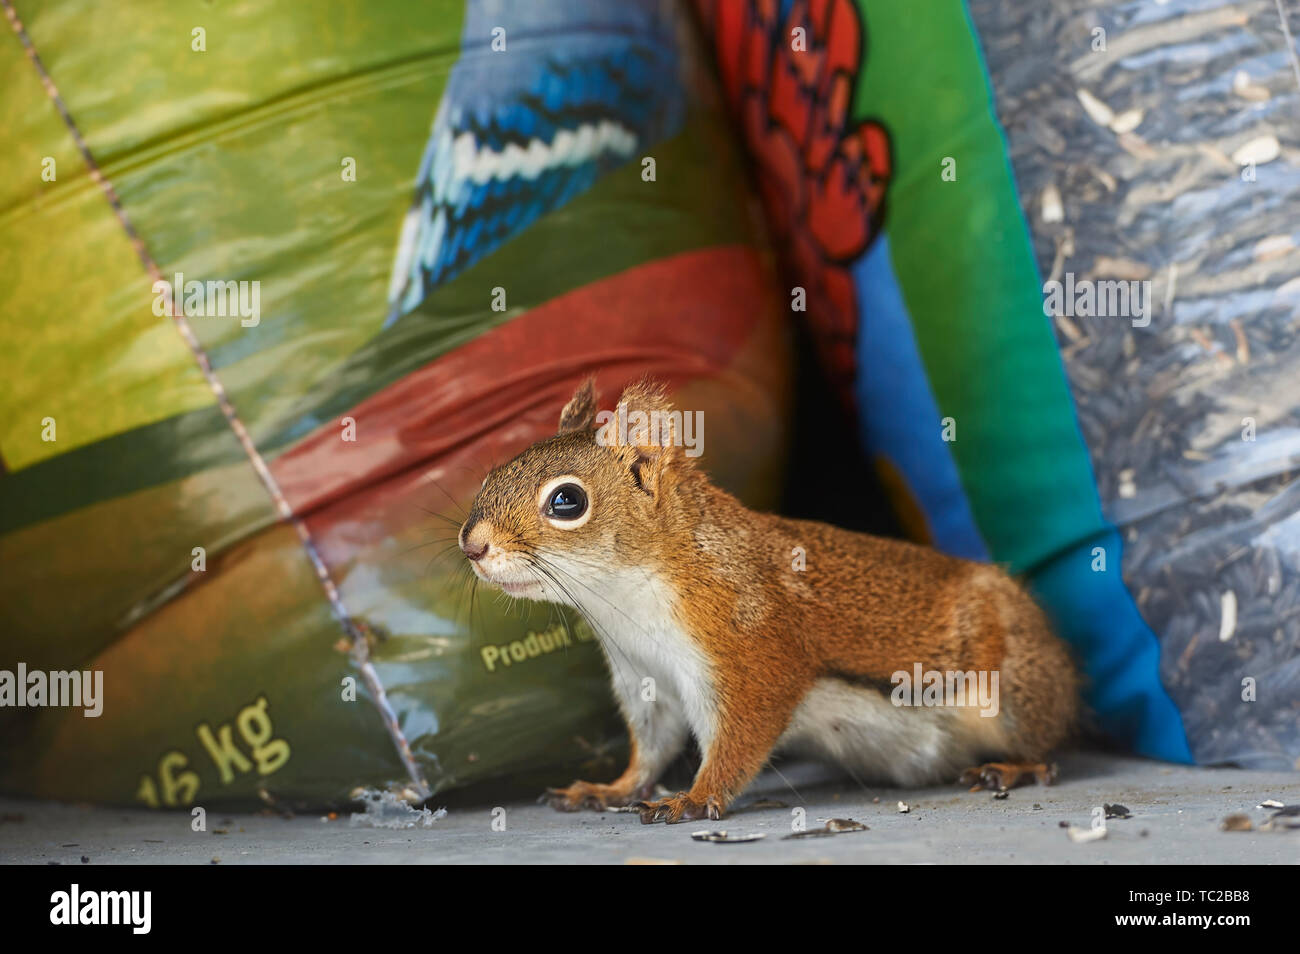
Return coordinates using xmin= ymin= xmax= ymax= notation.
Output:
xmin=542 ymin=786 xmax=588 ymax=812
xmin=635 ymin=792 xmax=724 ymax=824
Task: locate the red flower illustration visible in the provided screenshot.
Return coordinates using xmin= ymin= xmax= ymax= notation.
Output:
xmin=696 ymin=0 xmax=892 ymax=403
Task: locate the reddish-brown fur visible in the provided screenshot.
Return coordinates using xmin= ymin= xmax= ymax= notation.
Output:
xmin=460 ymin=378 xmax=1079 ymax=823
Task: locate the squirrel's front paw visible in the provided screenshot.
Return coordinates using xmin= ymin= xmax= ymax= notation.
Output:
xmin=544 ymin=780 xmax=640 ymax=813
xmin=635 ymin=791 xmax=724 ymax=825
xmin=960 ymin=761 xmax=1057 ymax=792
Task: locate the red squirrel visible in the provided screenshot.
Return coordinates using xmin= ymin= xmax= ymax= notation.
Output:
xmin=459 ymin=378 xmax=1079 ymax=824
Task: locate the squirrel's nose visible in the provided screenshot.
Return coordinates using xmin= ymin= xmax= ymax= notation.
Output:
xmin=459 ymin=518 xmax=490 ymax=561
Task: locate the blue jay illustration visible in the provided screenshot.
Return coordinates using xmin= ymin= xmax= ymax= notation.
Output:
xmin=385 ymin=0 xmax=688 ymax=328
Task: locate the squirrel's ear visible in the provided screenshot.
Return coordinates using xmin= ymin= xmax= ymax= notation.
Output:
xmin=607 ymin=377 xmax=689 ymax=499
xmin=614 ymin=378 xmax=672 ymax=419
xmin=557 ymin=378 xmax=597 ymax=434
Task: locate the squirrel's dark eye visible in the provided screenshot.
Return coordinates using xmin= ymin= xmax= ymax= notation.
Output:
xmin=547 ymin=483 xmax=588 ymax=520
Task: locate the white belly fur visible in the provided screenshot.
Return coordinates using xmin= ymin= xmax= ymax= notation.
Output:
xmin=777 ymin=678 xmax=1012 ymax=786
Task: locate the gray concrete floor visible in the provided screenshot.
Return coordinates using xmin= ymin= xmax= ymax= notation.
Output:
xmin=1 ymin=752 xmax=1297 ymax=864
